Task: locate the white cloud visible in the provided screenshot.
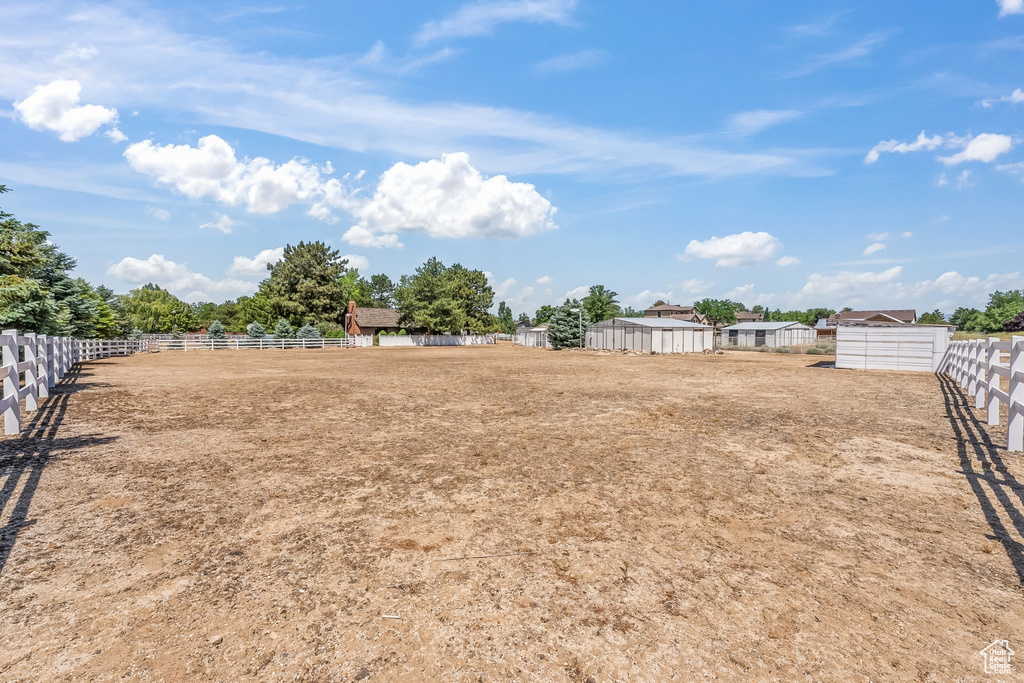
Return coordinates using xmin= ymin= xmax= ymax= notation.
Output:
xmin=902 ymin=230 xmax=913 ymax=237
xmin=866 ymin=231 xmax=891 ymax=241
xmin=340 ymin=254 xmax=370 ymax=272
xmin=199 ymin=212 xmax=240 ymax=234
xmin=683 ymin=231 xmax=781 ymax=268
xmin=485 ymin=272 xmax=518 ymax=297
xmin=145 ymin=206 xmax=170 ymax=221
xmin=534 ymin=49 xmax=606 ymax=75
xmin=622 ymin=290 xmax=673 ymax=309
xmin=536 ymin=275 xmax=552 ymax=284
xmin=797 ymin=266 xmax=903 ymax=300
xmin=108 ymin=254 xmax=257 ymax=298
xmin=227 ymin=247 xmax=284 ymax=277
xmin=980 ymin=87 xmax=1024 ymax=107
xmin=124 ymin=135 xmax=361 ymax=220
xmin=865 ymin=131 xmax=942 ymax=164
xmin=998 ymin=0 xmax=1024 ymax=17
xmin=786 ymin=31 xmax=895 ymax=78
xmin=955 ymin=169 xmax=972 ymax=188
xmin=105 ymin=127 xmax=127 ymax=143
xmin=863 ymin=242 xmax=887 ymax=255
xmin=564 ymin=285 xmax=589 ymax=301
xmin=416 ymin=0 xmax=577 ymax=45
xmin=937 ymin=173 xmax=949 ymax=186
xmin=344 ymin=152 xmax=557 ymax=248
xmin=939 ymin=134 xmax=1013 ymax=165
xmin=724 ymin=284 xmax=775 ymax=306
xmin=910 ymin=270 xmax=1023 ymax=308
xmin=729 ymin=109 xmax=801 ymax=135
xmin=0 ymin=3 xmax=818 ymax=181
xmin=679 ymin=279 xmax=713 ymax=295
xmin=13 ymin=79 xmax=118 ymax=142
xmin=775 ymin=255 xmax=801 ymax=267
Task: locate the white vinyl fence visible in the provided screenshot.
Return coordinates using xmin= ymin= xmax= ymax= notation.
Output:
xmin=148 ymin=336 xmax=372 ymax=351
xmin=378 ymin=334 xmax=496 ymax=347
xmin=2 ymin=329 xmax=80 ymax=435
xmin=941 ymin=336 xmax=1023 ymax=452
xmin=80 ymin=339 xmax=150 ymax=359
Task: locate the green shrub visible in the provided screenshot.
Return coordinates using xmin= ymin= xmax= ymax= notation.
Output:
xmin=207 ymin=320 xmax=226 ymax=339
xmin=774 ymin=345 xmax=791 ymax=354
xmin=273 ymin=318 xmax=295 ymax=339
xmin=248 ymin=321 xmax=266 ymax=338
xmin=398 ymin=328 xmax=408 ymax=335
xmin=296 ymin=323 xmax=320 ymax=339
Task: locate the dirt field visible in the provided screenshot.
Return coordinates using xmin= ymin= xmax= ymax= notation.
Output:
xmin=1 ymin=344 xmax=1022 ymax=682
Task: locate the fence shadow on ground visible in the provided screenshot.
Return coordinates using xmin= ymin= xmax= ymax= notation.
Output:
xmin=0 ymin=366 xmax=116 ymax=577
xmin=938 ymin=374 xmax=1024 ymax=585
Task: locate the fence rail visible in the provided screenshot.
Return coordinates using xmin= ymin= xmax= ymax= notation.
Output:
xmin=941 ymin=335 xmax=1023 ymax=452
xmin=147 ymin=336 xmax=372 ymax=351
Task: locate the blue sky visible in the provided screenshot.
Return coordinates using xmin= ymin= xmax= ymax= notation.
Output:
xmin=2 ymin=0 xmax=1024 ymax=316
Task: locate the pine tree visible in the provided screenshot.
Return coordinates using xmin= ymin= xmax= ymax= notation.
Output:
xmin=207 ymin=320 xmax=226 ymax=339
xmin=273 ymin=317 xmax=295 ymax=339
xmin=296 ymin=323 xmax=320 ymax=338
xmin=248 ymin=321 xmax=267 ymax=338
xmin=547 ymin=303 xmax=590 ymax=350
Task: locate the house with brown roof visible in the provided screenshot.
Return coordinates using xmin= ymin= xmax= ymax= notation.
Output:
xmin=734 ymin=310 xmax=764 ymax=324
xmin=826 ymin=309 xmax=917 ymax=325
xmin=353 ymin=308 xmax=407 ymax=337
xmin=643 ymin=304 xmax=710 ymax=325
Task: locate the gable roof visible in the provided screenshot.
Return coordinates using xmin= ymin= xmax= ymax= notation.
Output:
xmin=836 ymin=309 xmax=916 ymax=323
xmin=722 ymin=321 xmax=813 ymax=331
xmin=354 ymin=307 xmax=402 ymax=327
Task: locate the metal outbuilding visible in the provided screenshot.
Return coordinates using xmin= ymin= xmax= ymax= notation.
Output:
xmin=586 ymin=317 xmax=714 ymax=353
xmin=836 ymin=323 xmax=954 ymax=372
xmin=721 ymin=321 xmax=817 ymax=348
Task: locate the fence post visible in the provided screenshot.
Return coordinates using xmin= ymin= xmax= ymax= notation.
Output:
xmin=1009 ymin=336 xmax=1023 ymax=453
xmin=37 ymin=334 xmax=49 ymax=399
xmin=24 ymin=333 xmax=38 ymax=411
xmin=974 ymin=340 xmax=987 ymax=409
xmin=3 ymin=329 xmax=21 ymax=435
xmin=988 ymin=337 xmax=1001 ymax=426
xmin=967 ymin=340 xmax=978 ymax=401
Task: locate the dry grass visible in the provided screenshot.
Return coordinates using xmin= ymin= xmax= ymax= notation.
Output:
xmin=1 ymin=344 xmax=1022 ymax=681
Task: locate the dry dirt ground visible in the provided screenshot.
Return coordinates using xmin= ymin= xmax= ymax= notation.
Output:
xmin=1 ymin=344 xmax=1023 ymax=682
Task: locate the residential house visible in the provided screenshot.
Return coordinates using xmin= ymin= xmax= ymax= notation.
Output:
xmin=354 ymin=308 xmax=406 ymax=337
xmin=643 ymin=304 xmax=710 ymax=325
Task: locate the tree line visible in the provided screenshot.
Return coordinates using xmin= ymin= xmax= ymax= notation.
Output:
xmin=3 ymin=185 xmax=1022 ymax=339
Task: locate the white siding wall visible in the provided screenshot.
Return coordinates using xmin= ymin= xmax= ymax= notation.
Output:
xmin=836 ymin=325 xmax=952 ymax=372
xmin=587 ymin=324 xmax=713 ymax=352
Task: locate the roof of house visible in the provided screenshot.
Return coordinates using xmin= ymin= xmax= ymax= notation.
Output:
xmin=354 ymin=307 xmax=402 ymax=327
xmin=592 ymin=317 xmax=712 ymax=329
xmin=834 ymin=309 xmax=917 ymax=323
xmin=722 ymin=321 xmax=813 ymax=331
xmin=734 ymin=310 xmax=764 ymax=321
xmin=644 ymin=304 xmax=698 ymax=312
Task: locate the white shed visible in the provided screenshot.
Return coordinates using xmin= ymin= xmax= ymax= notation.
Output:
xmin=586 ymin=317 xmax=714 ymax=353
xmin=836 ymin=323 xmax=954 ymax=372
xmin=516 ymin=324 xmax=550 ymax=348
xmin=721 ymin=321 xmax=817 ymax=348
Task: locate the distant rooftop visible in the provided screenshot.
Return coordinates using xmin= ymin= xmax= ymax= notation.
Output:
xmin=593 ymin=317 xmax=712 ymax=328
xmin=722 ymin=321 xmax=812 ymax=331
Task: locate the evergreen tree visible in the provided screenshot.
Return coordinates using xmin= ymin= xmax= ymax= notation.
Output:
xmin=497 ymin=301 xmax=516 ymax=334
xmin=547 ymin=302 xmax=590 ymax=350
xmin=394 ymin=257 xmax=497 ymax=333
xmin=264 ymin=241 xmax=351 ymax=325
xmin=296 ymin=323 xmax=321 ymax=338
xmin=273 ymin=317 xmax=295 ymax=338
xmin=207 ymin=320 xmax=226 ymax=339
xmin=248 ymin=321 xmax=267 ymax=338
xmin=367 ymin=273 xmax=397 ymax=308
